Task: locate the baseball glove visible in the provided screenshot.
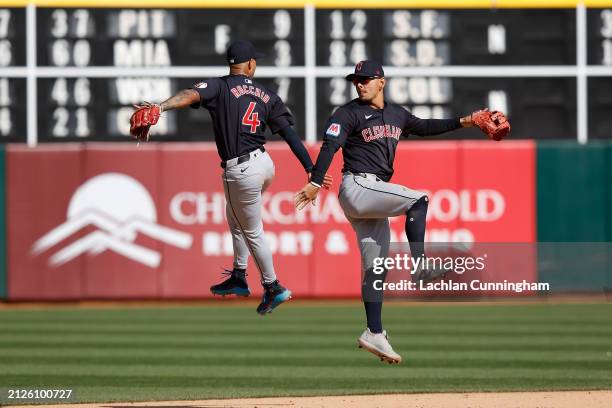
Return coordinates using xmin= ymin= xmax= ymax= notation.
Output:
xmin=472 ymin=109 xmax=510 ymax=141
xmin=129 ymin=102 xmax=161 ymax=142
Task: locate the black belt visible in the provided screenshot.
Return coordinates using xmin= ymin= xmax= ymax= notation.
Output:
xmin=344 ymin=171 xmax=383 ymax=181
xmin=221 ymin=147 xmax=265 ymax=169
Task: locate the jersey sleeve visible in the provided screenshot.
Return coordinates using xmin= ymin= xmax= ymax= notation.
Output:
xmin=267 ymin=95 xmax=295 ymax=133
xmin=402 ymin=108 xmax=461 ymax=136
xmin=277 ymin=126 xmax=314 ymax=173
xmin=310 ymin=107 xmax=355 ymax=185
xmin=191 ymin=79 xmax=221 ymax=108
xmin=321 ymin=107 xmax=354 ymax=147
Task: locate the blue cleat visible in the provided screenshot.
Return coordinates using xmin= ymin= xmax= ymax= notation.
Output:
xmin=257 ymin=280 xmax=292 ymax=315
xmin=210 ymin=270 xmax=251 ymax=297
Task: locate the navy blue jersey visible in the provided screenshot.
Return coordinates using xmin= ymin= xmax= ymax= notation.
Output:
xmin=192 ymin=74 xmax=294 ymax=161
xmin=311 ymin=99 xmax=461 ymax=184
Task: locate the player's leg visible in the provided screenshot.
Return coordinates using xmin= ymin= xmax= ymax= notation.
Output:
xmin=340 ymin=173 xmax=425 ymax=218
xmin=226 ymin=203 xmax=249 ymax=271
xmin=340 ymin=172 xmax=425 ymax=259
xmin=222 ymin=151 xmax=291 ymax=314
xmin=405 ymin=196 xmax=428 ymax=261
xmin=349 ymin=215 xmax=389 ymax=332
xmin=403 ymin=195 xmax=445 ymax=282
xmin=254 ymin=154 xmax=291 ymax=314
xmin=224 ymin=151 xmax=273 ymax=274
xmin=261 ymin=156 xmax=275 ymax=192
xmin=209 ymin=204 xmax=251 ymax=297
xmin=347 ymin=215 xmax=401 ymax=364
xmin=340 ymin=175 xmax=401 ymax=363
xmin=222 ymin=162 xmax=276 ymax=283
xmin=342 ymin=174 xmax=441 ymax=282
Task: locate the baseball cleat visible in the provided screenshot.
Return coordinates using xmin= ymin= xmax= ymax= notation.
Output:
xmin=411 ymin=266 xmax=447 ymax=284
xmin=257 ymin=280 xmax=292 ymax=315
xmin=210 ymin=270 xmax=251 ymax=297
xmin=357 ymin=328 xmax=402 ymax=364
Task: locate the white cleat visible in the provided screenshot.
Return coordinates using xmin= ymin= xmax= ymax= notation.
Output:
xmin=411 ymin=264 xmax=447 ymax=284
xmin=357 ymin=328 xmax=402 ymax=364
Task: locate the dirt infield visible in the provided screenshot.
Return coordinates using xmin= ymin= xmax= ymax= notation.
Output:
xmin=4 ymin=391 xmax=612 ymax=408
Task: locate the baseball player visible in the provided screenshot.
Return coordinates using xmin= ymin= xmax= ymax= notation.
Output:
xmin=130 ymin=40 xmax=332 ymax=315
xmin=295 ymin=60 xmax=509 ymax=363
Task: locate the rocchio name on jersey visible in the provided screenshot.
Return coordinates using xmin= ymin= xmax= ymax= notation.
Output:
xmin=361 ymin=125 xmax=402 ymax=142
xmin=230 ymin=85 xmax=271 ymax=103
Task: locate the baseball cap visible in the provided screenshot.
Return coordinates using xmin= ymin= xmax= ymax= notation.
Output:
xmin=226 ymin=40 xmax=265 ymax=65
xmin=345 ymin=60 xmax=385 ymax=81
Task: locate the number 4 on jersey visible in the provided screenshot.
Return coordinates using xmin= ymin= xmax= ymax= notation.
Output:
xmin=242 ymin=102 xmax=261 ymax=133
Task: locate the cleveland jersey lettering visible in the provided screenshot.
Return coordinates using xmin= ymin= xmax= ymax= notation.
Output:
xmin=361 ymin=125 xmax=402 ymax=142
xmin=311 ymin=99 xmax=460 ymax=184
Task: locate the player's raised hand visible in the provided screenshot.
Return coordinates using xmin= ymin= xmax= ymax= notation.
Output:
xmin=295 ymin=183 xmax=320 ymax=210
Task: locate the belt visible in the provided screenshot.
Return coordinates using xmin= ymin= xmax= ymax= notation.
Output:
xmin=221 ymin=147 xmax=265 ymax=169
xmin=344 ymin=171 xmax=381 ymax=181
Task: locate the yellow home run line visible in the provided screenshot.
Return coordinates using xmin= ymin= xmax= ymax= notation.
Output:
xmin=0 ymin=0 xmax=610 ymax=7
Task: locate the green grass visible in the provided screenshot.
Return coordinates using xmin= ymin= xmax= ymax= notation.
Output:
xmin=0 ymin=301 xmax=611 ymax=404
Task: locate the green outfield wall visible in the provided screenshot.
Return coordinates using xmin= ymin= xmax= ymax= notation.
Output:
xmin=537 ymin=141 xmax=612 ymax=242
xmin=537 ymin=140 xmax=612 ymax=291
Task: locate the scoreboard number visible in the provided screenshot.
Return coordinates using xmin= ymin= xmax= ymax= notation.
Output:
xmin=0 ymin=75 xmax=10 ymax=136
xmin=602 ymin=10 xmax=612 ymax=65
xmin=0 ymin=10 xmax=10 ymax=66
xmin=0 ymin=4 xmax=607 ymax=144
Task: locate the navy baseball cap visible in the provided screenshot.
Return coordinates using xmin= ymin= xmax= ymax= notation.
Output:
xmin=345 ymin=60 xmax=385 ymax=81
xmin=226 ymin=40 xmax=265 ymax=64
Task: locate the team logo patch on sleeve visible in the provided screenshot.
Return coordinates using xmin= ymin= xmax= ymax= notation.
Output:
xmin=326 ymin=123 xmax=341 ymax=137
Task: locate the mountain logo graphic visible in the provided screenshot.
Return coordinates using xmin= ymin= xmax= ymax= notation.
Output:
xmin=31 ymin=173 xmax=193 ymax=268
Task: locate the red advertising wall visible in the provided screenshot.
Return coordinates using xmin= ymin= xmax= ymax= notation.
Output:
xmin=7 ymin=141 xmax=535 ymax=300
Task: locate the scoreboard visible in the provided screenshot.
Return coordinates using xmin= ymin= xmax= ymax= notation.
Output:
xmin=1 ymin=1 xmax=611 ymax=145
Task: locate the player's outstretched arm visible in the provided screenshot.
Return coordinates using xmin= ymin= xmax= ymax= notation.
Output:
xmin=296 ymin=109 xmax=351 ymax=210
xmin=406 ymin=109 xmax=509 ymax=140
xmin=404 ymin=112 xmax=463 ymax=136
xmin=277 ymin=126 xmax=314 ymax=172
xmin=129 ymin=89 xmax=201 ymax=142
xmin=276 ymin=126 xmax=334 ymax=190
xmin=160 ymin=89 xmax=201 ymax=112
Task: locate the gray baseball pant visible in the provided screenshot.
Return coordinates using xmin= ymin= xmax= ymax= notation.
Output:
xmin=338 ymin=172 xmax=427 ymax=273
xmin=222 ymin=149 xmax=277 ymax=284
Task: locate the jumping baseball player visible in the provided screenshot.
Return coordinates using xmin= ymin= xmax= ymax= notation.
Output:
xmin=295 ymin=60 xmax=509 ymax=363
xmin=129 ymin=40 xmax=331 ymax=315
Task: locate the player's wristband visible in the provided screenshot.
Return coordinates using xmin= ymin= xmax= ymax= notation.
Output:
xmin=310 ymin=181 xmax=322 ymax=188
